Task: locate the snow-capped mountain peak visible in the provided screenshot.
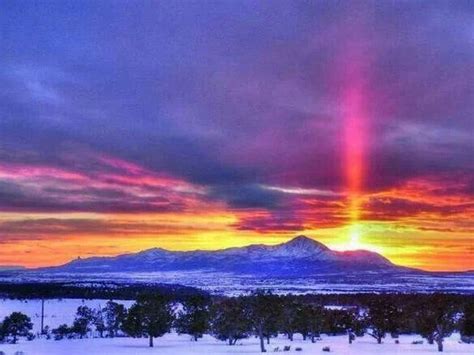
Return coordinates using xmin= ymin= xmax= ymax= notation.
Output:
xmin=269 ymin=235 xmax=331 ymax=258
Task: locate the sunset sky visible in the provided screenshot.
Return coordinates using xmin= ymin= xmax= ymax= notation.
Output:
xmin=1 ymin=1 xmax=473 ymax=271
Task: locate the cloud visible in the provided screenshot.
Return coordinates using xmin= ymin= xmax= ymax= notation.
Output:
xmin=207 ymin=184 xmax=283 ymax=209
xmin=0 ymin=217 xmax=207 ymax=239
xmin=0 ymin=155 xmax=207 ymax=214
xmin=0 ymin=1 xmax=472 ymax=241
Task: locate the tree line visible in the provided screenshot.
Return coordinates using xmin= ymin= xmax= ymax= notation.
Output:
xmin=0 ymin=281 xmax=204 ymax=301
xmin=0 ymin=292 xmax=473 ymax=352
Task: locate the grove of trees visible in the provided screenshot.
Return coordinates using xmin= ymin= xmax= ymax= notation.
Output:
xmin=0 ymin=292 xmax=472 ymax=353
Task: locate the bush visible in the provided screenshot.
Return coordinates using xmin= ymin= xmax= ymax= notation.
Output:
xmin=52 ymin=324 xmax=72 ymax=340
xmin=322 ymin=346 xmax=331 ymax=352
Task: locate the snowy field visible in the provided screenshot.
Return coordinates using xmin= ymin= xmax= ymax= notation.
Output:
xmin=0 ymin=332 xmax=472 ymax=355
xmin=0 ymin=298 xmax=472 ymax=354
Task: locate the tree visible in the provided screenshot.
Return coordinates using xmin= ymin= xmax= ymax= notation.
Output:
xmin=93 ymin=307 xmax=106 ymax=337
xmin=294 ymin=303 xmax=313 ymax=341
xmin=210 ymin=297 xmax=251 ymax=345
xmin=365 ymin=298 xmax=401 ymax=344
xmin=461 ymin=300 xmax=474 ymax=342
xmin=104 ymin=301 xmax=127 ymax=337
xmin=122 ymin=295 xmax=174 ymax=347
xmin=347 ymin=309 xmax=366 ymax=341
xmin=175 ymin=295 xmax=211 ymax=341
xmin=1 ymin=312 xmax=33 ymax=344
xmin=307 ymin=305 xmax=325 ymax=342
xmin=323 ymin=309 xmax=351 ymax=336
xmin=248 ymin=290 xmax=281 ymax=352
xmin=334 ymin=308 xmax=365 ymax=344
xmin=279 ymin=297 xmax=299 ymax=341
xmin=72 ymin=305 xmax=94 ymax=338
xmin=415 ymin=309 xmax=437 ymax=345
xmin=415 ymin=294 xmax=457 ymax=352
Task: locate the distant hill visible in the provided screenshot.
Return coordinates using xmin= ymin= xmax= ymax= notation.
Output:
xmin=0 ymin=265 xmax=26 ymax=272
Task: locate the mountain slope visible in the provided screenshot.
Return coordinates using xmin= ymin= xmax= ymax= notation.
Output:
xmin=40 ymin=235 xmax=404 ymax=276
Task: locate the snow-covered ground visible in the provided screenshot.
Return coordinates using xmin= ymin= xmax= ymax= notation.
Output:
xmin=0 ymin=333 xmax=472 ymax=354
xmin=0 ymin=298 xmax=472 ymax=354
xmin=0 ymin=298 xmax=133 ymax=333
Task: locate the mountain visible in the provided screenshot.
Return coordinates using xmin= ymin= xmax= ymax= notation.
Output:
xmin=40 ymin=235 xmax=404 ymax=276
xmin=19 ymin=236 xmax=473 ymax=295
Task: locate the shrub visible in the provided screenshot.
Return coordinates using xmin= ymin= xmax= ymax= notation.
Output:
xmin=52 ymin=324 xmax=72 ymax=340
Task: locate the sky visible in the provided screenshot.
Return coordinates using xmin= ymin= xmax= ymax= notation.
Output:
xmin=1 ymin=1 xmax=473 ymax=271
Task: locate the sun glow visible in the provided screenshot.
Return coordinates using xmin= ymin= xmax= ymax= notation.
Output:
xmin=327 ymin=223 xmax=383 ymax=253
xmin=343 ymin=63 xmax=368 ymax=250
xmin=349 ymin=224 xmax=361 ymax=249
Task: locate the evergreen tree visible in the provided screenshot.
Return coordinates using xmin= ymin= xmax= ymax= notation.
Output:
xmin=248 ymin=290 xmax=281 ymax=352
xmin=1 ymin=312 xmax=33 ymax=344
xmin=350 ymin=309 xmax=366 ymax=338
xmin=307 ymin=304 xmax=325 ymax=342
xmin=93 ymin=307 xmax=106 ymax=337
xmin=104 ymin=301 xmax=127 ymax=337
xmin=279 ymin=297 xmax=299 ymax=341
xmin=365 ymin=298 xmax=401 ymax=344
xmin=175 ymin=294 xmax=211 ymax=341
xmin=72 ymin=305 xmax=94 ymax=338
xmin=461 ymin=301 xmax=474 ymax=338
xmin=294 ymin=303 xmax=312 ymax=341
xmin=210 ymin=297 xmax=251 ymax=345
xmin=122 ymin=295 xmax=174 ymax=347
xmin=415 ymin=294 xmax=457 ymax=352
xmin=337 ymin=308 xmax=365 ymax=344
xmin=323 ymin=309 xmax=350 ymax=336
xmin=415 ymin=309 xmax=437 ymax=345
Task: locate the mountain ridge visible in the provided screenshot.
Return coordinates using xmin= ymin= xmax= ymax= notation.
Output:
xmin=36 ymin=235 xmax=410 ymax=276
